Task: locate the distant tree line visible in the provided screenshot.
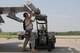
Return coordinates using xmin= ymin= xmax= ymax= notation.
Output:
xmin=0 ymin=31 xmax=80 ymax=36
xmin=54 ymin=31 xmax=80 ymax=35
xmin=0 ymin=32 xmax=20 ymax=35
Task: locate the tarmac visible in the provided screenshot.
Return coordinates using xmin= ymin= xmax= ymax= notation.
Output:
xmin=0 ymin=37 xmax=80 ymax=53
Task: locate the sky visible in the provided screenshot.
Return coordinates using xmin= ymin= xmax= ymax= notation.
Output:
xmin=0 ymin=0 xmax=80 ymax=32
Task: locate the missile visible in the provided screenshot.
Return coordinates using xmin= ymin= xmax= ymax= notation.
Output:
xmin=27 ymin=1 xmax=37 ymax=12
xmin=23 ymin=5 xmax=31 ymax=13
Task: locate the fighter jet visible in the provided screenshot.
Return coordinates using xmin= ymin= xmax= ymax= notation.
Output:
xmin=0 ymin=1 xmax=37 ymax=23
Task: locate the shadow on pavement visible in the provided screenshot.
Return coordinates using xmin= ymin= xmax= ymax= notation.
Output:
xmin=0 ymin=42 xmax=24 ymax=52
xmin=0 ymin=42 xmax=80 ymax=53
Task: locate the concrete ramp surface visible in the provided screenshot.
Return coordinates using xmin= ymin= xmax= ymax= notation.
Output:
xmin=0 ymin=38 xmax=80 ymax=53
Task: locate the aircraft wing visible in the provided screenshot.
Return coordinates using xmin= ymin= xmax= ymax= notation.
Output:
xmin=0 ymin=7 xmax=22 ymax=14
xmin=0 ymin=7 xmax=23 ymax=23
xmin=0 ymin=2 xmax=37 ymax=23
xmin=0 ymin=5 xmax=31 ymax=14
xmin=0 ymin=5 xmax=31 ymax=23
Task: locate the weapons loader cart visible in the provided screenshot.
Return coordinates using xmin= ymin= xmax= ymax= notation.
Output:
xmin=34 ymin=14 xmax=56 ymax=52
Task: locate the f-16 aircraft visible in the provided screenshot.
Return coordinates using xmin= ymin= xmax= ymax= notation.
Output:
xmin=0 ymin=1 xmax=37 ymax=23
